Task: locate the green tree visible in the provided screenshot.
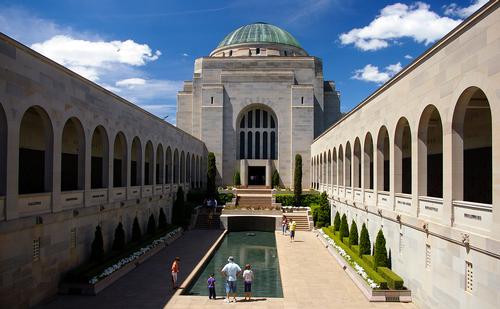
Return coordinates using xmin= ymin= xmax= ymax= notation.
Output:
xmin=233 ymin=170 xmax=241 ymax=186
xmin=315 ymin=191 xmax=331 ymax=227
xmin=112 ymin=222 xmax=125 ymax=251
xmin=339 ymin=214 xmax=349 ymax=239
xmin=172 ymin=186 xmax=185 ymax=225
xmin=158 ymin=208 xmax=167 ymax=230
xmin=388 ymin=249 xmax=392 ymax=269
xmin=359 ymin=223 xmax=371 ymax=256
xmin=90 ymin=225 xmax=104 ymax=262
xmin=147 ymin=214 xmax=156 ymax=235
xmin=294 ymin=154 xmax=302 ymax=206
xmin=272 ymin=169 xmax=280 ymax=188
xmin=333 ymin=212 xmax=341 ymax=231
xmin=349 ymin=220 xmax=359 ymax=246
xmin=374 ymin=229 xmax=389 ymax=269
xmin=131 ymin=217 xmax=142 ymax=242
xmin=207 ymin=152 xmax=217 ymax=199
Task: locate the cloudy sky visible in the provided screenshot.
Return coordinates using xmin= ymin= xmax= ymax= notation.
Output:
xmin=0 ymin=0 xmax=488 ymax=124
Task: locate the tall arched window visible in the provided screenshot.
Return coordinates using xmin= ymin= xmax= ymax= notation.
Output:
xmin=238 ymin=107 xmax=278 ymax=160
xmin=156 ymin=144 xmax=164 ymax=184
xmin=332 ymin=148 xmax=337 ymax=186
xmin=61 ymin=118 xmax=85 ymax=191
xmin=377 ymin=127 xmax=390 ymax=191
xmin=363 ymin=133 xmax=374 ymax=190
xmin=173 ymin=149 xmax=179 ymax=184
xmin=131 ymin=137 xmax=142 ymax=186
xmin=353 ymin=138 xmax=361 ymax=188
xmin=113 ymin=132 xmax=127 ymax=188
xmin=144 ymin=141 xmax=154 ymax=186
xmin=91 ymin=126 xmax=109 ymax=189
xmin=338 ymin=145 xmax=344 ymax=186
xmin=166 ymin=147 xmax=172 ymax=184
xmin=418 ymin=106 xmax=443 ymax=198
xmin=395 ymin=118 xmax=412 ymax=194
xmin=345 ymin=142 xmax=352 ymax=187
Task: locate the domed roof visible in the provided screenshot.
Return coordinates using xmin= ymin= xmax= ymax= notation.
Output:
xmin=217 ymin=22 xmax=302 ymax=49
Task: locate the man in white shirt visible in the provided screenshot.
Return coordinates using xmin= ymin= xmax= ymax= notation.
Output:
xmin=221 ymin=256 xmax=241 ymax=303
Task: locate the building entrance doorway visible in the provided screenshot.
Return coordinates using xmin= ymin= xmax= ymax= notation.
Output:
xmin=248 ymin=166 xmax=266 ymax=186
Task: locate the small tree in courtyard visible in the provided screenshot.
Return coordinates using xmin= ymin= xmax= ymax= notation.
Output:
xmin=233 ymin=170 xmax=241 ymax=187
xmin=374 ymin=229 xmax=389 ymax=269
xmin=172 ymin=186 xmax=185 ymax=226
xmin=294 ymin=154 xmax=302 ymax=206
xmin=315 ymin=191 xmax=331 ymax=227
xmin=207 ymin=152 xmax=217 ymax=199
xmin=359 ymin=223 xmax=371 ymax=256
xmin=112 ymin=222 xmax=125 ymax=251
xmin=349 ymin=220 xmax=359 ymax=246
xmin=158 ymin=208 xmax=167 ymax=229
xmin=131 ymin=217 xmax=142 ymax=242
xmin=147 ymin=213 xmax=156 ymax=235
xmin=90 ymin=225 xmax=104 ymax=262
xmin=333 ymin=212 xmax=341 ymax=231
xmin=339 ymin=214 xmax=349 ymax=239
xmin=272 ymin=169 xmax=280 ymax=188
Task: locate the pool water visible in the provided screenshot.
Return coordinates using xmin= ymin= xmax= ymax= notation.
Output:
xmin=185 ymin=231 xmax=283 ymax=298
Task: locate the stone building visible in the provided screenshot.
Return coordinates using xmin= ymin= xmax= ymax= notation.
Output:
xmin=0 ymin=34 xmax=207 ymax=307
xmin=311 ymin=2 xmax=499 ymax=309
xmin=177 ymin=22 xmax=341 ymax=188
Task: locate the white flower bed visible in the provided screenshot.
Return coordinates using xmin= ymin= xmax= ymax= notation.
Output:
xmin=281 ymin=206 xmax=310 ymax=210
xmin=89 ymin=227 xmax=182 ymax=284
xmin=318 ymin=229 xmax=380 ymax=289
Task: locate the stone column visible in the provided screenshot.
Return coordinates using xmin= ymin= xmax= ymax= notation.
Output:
xmin=240 ymin=160 xmax=247 ymax=187
xmin=51 ymin=126 xmax=62 ymax=213
xmin=84 ymin=129 xmax=92 ymax=206
xmin=266 ymin=159 xmax=272 ymax=188
xmin=5 ymin=119 xmax=19 ymax=220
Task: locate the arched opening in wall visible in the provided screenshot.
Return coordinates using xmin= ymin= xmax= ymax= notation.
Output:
xmin=173 ymin=149 xmax=179 ymax=184
xmin=247 ymin=132 xmax=253 ymax=159
xmin=113 ymin=132 xmax=127 ymax=188
xmin=338 ymin=145 xmax=344 ymax=186
xmin=180 ymin=151 xmax=185 ymax=184
xmin=377 ymin=127 xmax=390 ymax=192
xmin=91 ymin=126 xmax=108 ymax=189
xmin=332 ymin=148 xmax=337 ymax=186
xmin=19 ymin=106 xmax=53 ymax=194
xmin=156 ymin=144 xmax=164 ymax=184
xmin=61 ymin=118 xmax=85 ymax=191
xmin=345 ymin=142 xmax=352 ymax=187
xmin=323 ymin=152 xmax=327 ymax=185
xmin=131 ymin=137 xmax=142 ymax=186
xmin=0 ymin=105 xmax=6 ymax=196
xmin=395 ymin=118 xmax=412 ymax=194
xmin=199 ymin=157 xmax=203 ymax=187
xmin=319 ymin=155 xmax=323 ymax=185
xmin=353 ymin=138 xmax=361 ymax=188
xmin=328 ymin=150 xmax=332 ymax=186
xmin=144 ymin=141 xmax=154 ymax=186
xmin=452 ymin=87 xmax=492 ymax=204
xmin=363 ymin=133 xmax=374 ymax=190
xmin=418 ymin=105 xmax=443 ymax=198
xmin=191 ymin=155 xmax=196 ymax=187
xmin=166 ymin=147 xmax=172 ymax=184
xmin=186 ymin=153 xmax=191 ymax=186
xmin=238 ymin=106 xmax=278 ymax=160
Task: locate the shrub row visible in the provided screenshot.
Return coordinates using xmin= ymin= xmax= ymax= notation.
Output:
xmin=275 ymin=192 xmax=321 ymax=207
xmin=378 ymin=267 xmax=404 ymax=290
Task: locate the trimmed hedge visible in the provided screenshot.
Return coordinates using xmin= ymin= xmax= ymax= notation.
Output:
xmin=362 ymin=255 xmax=375 ymax=269
xmin=378 ymin=267 xmax=404 ymax=290
xmin=351 ymin=245 xmax=359 ymax=255
xmin=333 ymin=212 xmax=341 ymax=231
xmin=343 ymin=237 xmax=350 ymax=246
xmin=275 ymin=192 xmax=321 ymax=207
xmin=323 ymin=227 xmax=388 ymax=289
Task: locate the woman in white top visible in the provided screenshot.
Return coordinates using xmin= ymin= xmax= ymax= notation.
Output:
xmin=242 ymin=264 xmax=254 ymax=301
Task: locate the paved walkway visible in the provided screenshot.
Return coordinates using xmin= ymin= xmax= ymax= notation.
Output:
xmin=41 ymin=230 xmax=224 ymax=309
xmin=166 ymin=231 xmax=418 ymax=309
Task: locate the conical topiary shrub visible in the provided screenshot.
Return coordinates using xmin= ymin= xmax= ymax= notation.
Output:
xmin=233 ymin=170 xmax=241 ymax=186
xmin=349 ymin=220 xmax=359 ymax=246
xmin=339 ymin=214 xmax=349 ymax=239
xmin=374 ymin=229 xmax=389 ymax=269
xmin=333 ymin=212 xmax=341 ymax=231
xmin=294 ymin=154 xmax=302 ymax=206
xmin=158 ymin=208 xmax=167 ymax=230
xmin=172 ymin=186 xmax=185 ymax=225
xmin=90 ymin=225 xmax=104 ymax=262
xmin=272 ymin=169 xmax=280 ymax=188
xmin=359 ymin=223 xmax=371 ymax=256
xmin=147 ymin=214 xmax=156 ymax=235
xmin=112 ymin=222 xmax=125 ymax=251
xmin=388 ymin=249 xmax=392 ymax=269
xmin=131 ymin=217 xmax=142 ymax=242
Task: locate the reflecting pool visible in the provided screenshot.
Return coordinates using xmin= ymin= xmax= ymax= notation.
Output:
xmin=185 ymin=231 xmax=283 ymax=298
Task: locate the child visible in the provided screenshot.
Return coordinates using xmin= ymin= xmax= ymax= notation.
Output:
xmin=242 ymin=264 xmax=254 ymax=301
xmin=207 ymin=273 xmax=216 ymax=299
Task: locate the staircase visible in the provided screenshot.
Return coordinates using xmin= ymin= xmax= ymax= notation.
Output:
xmin=194 ymin=208 xmax=222 ymax=229
xmin=283 ymin=212 xmax=311 ymax=231
xmin=235 ymin=188 xmax=274 ymax=209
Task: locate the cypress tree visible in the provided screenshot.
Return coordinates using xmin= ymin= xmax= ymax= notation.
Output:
xmin=294 ymin=154 xmax=302 ymax=206
xmin=233 ymin=170 xmax=241 ymax=186
xmin=388 ymin=249 xmax=392 ymax=269
xmin=349 ymin=220 xmax=359 ymax=246
xmin=112 ymin=222 xmax=125 ymax=251
xmin=131 ymin=217 xmax=142 ymax=242
xmin=374 ymin=229 xmax=389 ymax=269
xmin=272 ymin=169 xmax=280 ymax=188
xmin=90 ymin=225 xmax=104 ymax=262
xmin=147 ymin=214 xmax=156 ymax=235
xmin=172 ymin=186 xmax=185 ymax=225
xmin=317 ymin=192 xmax=330 ymax=226
xmin=359 ymin=223 xmax=371 ymax=256
xmin=339 ymin=214 xmax=349 ymax=239
xmin=158 ymin=208 xmax=167 ymax=230
xmin=207 ymin=152 xmax=216 ymax=199
xmin=333 ymin=212 xmax=341 ymax=231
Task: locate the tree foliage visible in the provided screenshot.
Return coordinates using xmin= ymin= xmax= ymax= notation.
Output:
xmin=147 ymin=214 xmax=156 ymax=235
xmin=294 ymin=154 xmax=302 ymax=206
xmin=359 ymin=223 xmax=371 ymax=256
xmin=272 ymin=169 xmax=280 ymax=188
xmin=349 ymin=220 xmax=359 ymax=246
xmin=314 ymin=191 xmax=331 ymax=227
xmin=158 ymin=208 xmax=167 ymax=229
xmin=172 ymin=186 xmax=185 ymax=225
xmin=333 ymin=212 xmax=341 ymax=231
xmin=233 ymin=170 xmax=241 ymax=186
xmin=374 ymin=229 xmax=389 ymax=269
xmin=90 ymin=225 xmax=104 ymax=262
xmin=339 ymin=214 xmax=349 ymax=239
xmin=112 ymin=222 xmax=125 ymax=251
xmin=132 ymin=217 xmax=142 ymax=243
xmin=207 ymin=152 xmax=217 ymax=199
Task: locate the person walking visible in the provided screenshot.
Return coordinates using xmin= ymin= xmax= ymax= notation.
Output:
xmin=281 ymin=216 xmax=288 ymax=235
xmin=207 ymin=273 xmax=216 ymax=300
xmin=171 ymin=257 xmax=180 ymax=290
xmin=221 ymin=256 xmax=241 ymax=303
xmin=242 ymin=264 xmax=254 ymax=301
xmin=289 ymin=220 xmax=297 ymax=242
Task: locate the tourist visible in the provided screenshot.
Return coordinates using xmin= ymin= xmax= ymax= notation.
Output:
xmin=221 ymin=256 xmax=241 ymax=303
xmin=171 ymin=257 xmax=180 ymax=289
xmin=289 ymin=220 xmax=297 ymax=242
xmin=243 ymin=264 xmax=254 ymax=301
xmin=207 ymin=273 xmax=216 ymax=300
xmin=281 ymin=216 xmax=288 ymax=235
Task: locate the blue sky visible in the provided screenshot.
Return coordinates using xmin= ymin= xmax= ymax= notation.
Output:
xmin=0 ymin=0 xmax=487 ymax=124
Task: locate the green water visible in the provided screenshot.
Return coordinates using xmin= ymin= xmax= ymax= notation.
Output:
xmin=185 ymin=231 xmax=283 ymax=298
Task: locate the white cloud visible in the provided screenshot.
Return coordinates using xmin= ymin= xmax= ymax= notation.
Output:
xmin=182 ymin=53 xmax=189 ymax=57
xmin=352 ymin=62 xmax=402 ymax=84
xmin=115 ymin=78 xmax=147 ymax=87
xmin=112 ymin=78 xmax=183 ymax=101
xmin=339 ymin=2 xmax=461 ymax=51
xmin=404 ymin=54 xmax=413 ymax=59
xmin=443 ymin=0 xmax=488 ymax=18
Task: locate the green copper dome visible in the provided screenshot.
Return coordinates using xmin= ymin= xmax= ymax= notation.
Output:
xmin=217 ymin=22 xmax=302 ymax=49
